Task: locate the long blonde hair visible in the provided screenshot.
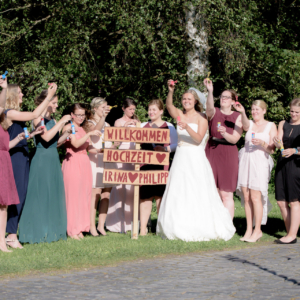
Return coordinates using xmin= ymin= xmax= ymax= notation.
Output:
xmin=5 ymin=84 xmax=20 ymax=110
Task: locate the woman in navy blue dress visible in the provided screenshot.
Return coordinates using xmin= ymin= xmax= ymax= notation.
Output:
xmin=5 ymin=83 xmax=57 ymax=249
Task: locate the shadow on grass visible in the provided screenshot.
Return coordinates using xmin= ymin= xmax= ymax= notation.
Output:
xmin=233 ymin=216 xmax=289 ymax=239
xmin=149 ymin=216 xmax=294 ymax=239
xmin=223 ymin=254 xmax=300 ymax=285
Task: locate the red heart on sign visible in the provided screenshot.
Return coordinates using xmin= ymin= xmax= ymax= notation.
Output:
xmin=128 ymin=172 xmax=138 ymax=183
xmin=156 ymin=153 xmax=166 ymax=164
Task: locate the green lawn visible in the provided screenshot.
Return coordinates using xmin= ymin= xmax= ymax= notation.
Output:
xmin=0 ymin=194 xmax=287 ymax=278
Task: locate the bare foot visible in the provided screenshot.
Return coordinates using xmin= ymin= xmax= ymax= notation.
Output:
xmin=89 ymin=228 xmax=99 ymax=237
xmin=244 ymin=231 xmax=263 ymax=243
xmin=78 ymin=233 xmax=84 ymax=239
xmin=70 ymin=235 xmax=80 ymax=240
xmin=0 ymin=243 xmax=12 ymax=253
xmin=97 ymin=227 xmax=107 ymax=236
xmin=140 ymin=228 xmax=148 ymax=236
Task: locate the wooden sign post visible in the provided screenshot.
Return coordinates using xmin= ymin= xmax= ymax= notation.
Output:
xmin=103 ymin=125 xmax=170 ymax=239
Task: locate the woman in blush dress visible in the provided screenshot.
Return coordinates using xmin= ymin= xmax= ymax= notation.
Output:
xmin=273 ymin=98 xmax=300 ymax=244
xmin=62 ymin=103 xmax=101 ymax=240
xmin=204 ymin=79 xmax=243 ymax=219
xmin=106 ymin=98 xmax=139 ymax=233
xmin=86 ymin=98 xmax=115 ymax=236
xmin=4 ymin=83 xmax=56 ymax=249
xmin=235 ymin=100 xmax=277 ymax=243
xmin=156 ymin=80 xmax=235 ymax=241
xmin=139 ymin=99 xmax=178 ymax=236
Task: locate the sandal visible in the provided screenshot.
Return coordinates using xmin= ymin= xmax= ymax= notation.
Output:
xmin=5 ymin=238 xmax=23 ymax=249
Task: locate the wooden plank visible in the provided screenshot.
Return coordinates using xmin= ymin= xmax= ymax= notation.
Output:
xmin=104 ymin=127 xmax=170 ymax=144
xmin=132 ymin=123 xmax=141 ymax=240
xmin=103 ymin=169 xmax=169 ymax=185
xmin=103 ymin=149 xmax=169 ymax=165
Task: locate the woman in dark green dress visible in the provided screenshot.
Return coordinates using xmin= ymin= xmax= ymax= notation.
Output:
xmin=19 ymin=86 xmax=72 ymax=243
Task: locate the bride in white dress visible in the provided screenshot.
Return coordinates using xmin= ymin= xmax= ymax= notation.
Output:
xmin=156 ymin=80 xmax=236 ymax=242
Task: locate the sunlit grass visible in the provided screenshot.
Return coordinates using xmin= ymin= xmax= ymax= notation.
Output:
xmin=0 ymin=194 xmax=285 ymax=278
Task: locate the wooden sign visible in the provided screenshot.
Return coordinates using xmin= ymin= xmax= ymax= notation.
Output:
xmin=103 ymin=149 xmax=169 ymax=165
xmin=104 ymin=127 xmax=170 ymax=144
xmin=103 ymin=170 xmax=169 ymax=185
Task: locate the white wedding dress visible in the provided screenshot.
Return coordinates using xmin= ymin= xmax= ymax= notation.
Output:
xmin=156 ymin=124 xmax=236 ymax=242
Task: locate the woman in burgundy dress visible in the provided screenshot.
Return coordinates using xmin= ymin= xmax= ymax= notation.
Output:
xmin=0 ymin=77 xmax=20 ymax=252
xmin=204 ymin=79 xmax=243 ymax=219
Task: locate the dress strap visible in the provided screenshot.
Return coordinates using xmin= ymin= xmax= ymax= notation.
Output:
xmin=263 ymin=122 xmax=273 ymax=134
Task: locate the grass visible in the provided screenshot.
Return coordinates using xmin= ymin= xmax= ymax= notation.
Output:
xmin=0 ymin=193 xmax=288 ymax=278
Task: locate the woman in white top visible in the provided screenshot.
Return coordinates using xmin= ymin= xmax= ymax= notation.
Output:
xmin=139 ymin=99 xmax=178 ymax=236
xmin=235 ymin=100 xmax=277 ymax=243
xmin=106 ymin=98 xmax=139 ymax=233
xmin=85 ymin=97 xmax=113 ymax=236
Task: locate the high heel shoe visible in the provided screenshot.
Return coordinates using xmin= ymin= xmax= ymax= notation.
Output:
xmin=244 ymin=233 xmax=262 ymax=243
xmin=5 ymin=238 xmax=23 ymax=249
xmin=96 ymin=229 xmax=107 ymax=236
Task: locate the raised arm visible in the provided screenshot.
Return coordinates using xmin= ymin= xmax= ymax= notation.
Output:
xmin=203 ymin=79 xmax=215 ymax=119
xmin=34 ymin=114 xmax=72 ymax=142
xmin=0 ymin=77 xmax=8 ymax=115
xmin=166 ymin=79 xmax=182 ymax=120
xmin=219 ymin=114 xmax=243 ymax=144
xmin=233 ymin=102 xmax=250 ymax=131
xmin=7 ymin=83 xmax=58 ymax=122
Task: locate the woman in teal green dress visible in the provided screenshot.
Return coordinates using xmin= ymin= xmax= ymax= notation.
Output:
xmin=19 ymin=86 xmax=72 ymax=243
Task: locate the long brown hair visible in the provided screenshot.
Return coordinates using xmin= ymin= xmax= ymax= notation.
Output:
xmin=123 ymin=98 xmax=139 ymax=120
xmin=0 ymin=112 xmax=9 ymax=130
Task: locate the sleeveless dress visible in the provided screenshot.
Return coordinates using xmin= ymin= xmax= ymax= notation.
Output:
xmin=275 ymin=121 xmax=300 ymax=202
xmin=106 ymin=119 xmax=135 ymax=233
xmin=236 ymin=121 xmax=274 ymax=224
xmin=62 ymin=127 xmax=93 ymax=236
xmin=140 ymin=122 xmax=170 ymax=199
xmin=5 ymin=110 xmax=30 ymax=234
xmin=19 ymin=118 xmax=67 ymax=243
xmin=0 ymin=124 xmax=19 ymax=206
xmin=205 ymin=108 xmax=240 ymax=192
xmin=157 ymin=124 xmax=236 ymax=241
xmin=88 ymin=121 xmax=115 ymax=188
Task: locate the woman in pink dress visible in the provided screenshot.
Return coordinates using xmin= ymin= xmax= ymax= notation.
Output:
xmin=235 ymin=101 xmax=277 ymax=243
xmin=62 ymin=103 xmax=101 ymax=240
xmin=106 ymin=98 xmax=139 ymax=233
xmin=204 ymin=79 xmax=243 ymax=219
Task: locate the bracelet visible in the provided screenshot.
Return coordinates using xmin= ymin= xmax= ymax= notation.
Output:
xmin=294 ymin=148 xmax=298 ymax=155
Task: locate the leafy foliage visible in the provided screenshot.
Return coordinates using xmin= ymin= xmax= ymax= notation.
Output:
xmin=0 ymin=0 xmax=190 ymax=123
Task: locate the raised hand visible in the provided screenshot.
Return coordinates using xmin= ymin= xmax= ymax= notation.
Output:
xmin=167 ymin=79 xmax=175 ymax=93
xmin=30 ymin=126 xmax=44 ymax=137
xmin=203 ymin=78 xmax=213 ymax=93
xmin=0 ymin=77 xmax=7 ymax=89
xmin=103 ymin=105 xmax=111 ymax=118
xmin=47 ymin=83 xmax=57 ymax=98
xmin=233 ymin=102 xmax=245 ymax=113
xmin=60 ymin=114 xmax=72 ymax=124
